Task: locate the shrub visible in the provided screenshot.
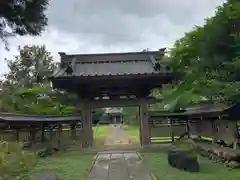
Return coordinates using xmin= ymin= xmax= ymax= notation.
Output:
xmin=37 ymin=147 xmax=59 ymax=158
xmin=0 ymin=141 xmax=37 ymax=180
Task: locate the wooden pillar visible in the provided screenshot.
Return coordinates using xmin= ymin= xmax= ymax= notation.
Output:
xmin=15 ymin=129 xmax=20 ymax=141
xmin=29 ymin=127 xmax=36 ymax=144
xmin=169 ymin=118 xmax=174 ymax=143
xmin=49 ymin=127 xmax=53 ymax=141
xmin=148 ymin=121 xmax=152 ymax=144
xmin=41 ymin=124 xmax=45 ymax=143
xmin=186 ymin=118 xmax=190 ymax=138
xmin=70 ymin=123 xmax=77 ymax=139
xmin=233 ymin=121 xmax=239 ymax=150
xmin=212 ymin=118 xmax=217 ymax=145
xmin=82 ymin=105 xmax=93 ymax=148
xmin=57 ymin=124 xmax=62 ymax=148
xmin=138 ymin=105 xmax=143 ymax=145
xmin=139 ymin=100 xmax=150 ymax=146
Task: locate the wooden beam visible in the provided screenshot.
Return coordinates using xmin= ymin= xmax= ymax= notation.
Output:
xmin=78 ymin=98 xmax=162 ymax=108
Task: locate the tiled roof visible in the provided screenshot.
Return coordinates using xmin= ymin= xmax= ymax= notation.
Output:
xmin=0 ymin=113 xmax=81 ymax=122
xmin=148 ymin=103 xmax=232 ymax=118
xmin=52 ymin=50 xmax=170 ymax=78
xmin=59 ymin=50 xmax=164 ymax=63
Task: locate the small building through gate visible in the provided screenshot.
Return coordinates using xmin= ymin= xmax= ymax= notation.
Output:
xmin=50 ymin=50 xmax=173 ymax=147
xmin=104 ymin=108 xmax=123 ymax=124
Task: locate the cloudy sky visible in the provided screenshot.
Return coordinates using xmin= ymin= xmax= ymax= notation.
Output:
xmin=0 ymin=0 xmax=225 ymax=75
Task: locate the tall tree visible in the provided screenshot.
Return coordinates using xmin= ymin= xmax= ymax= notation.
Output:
xmin=155 ymin=0 xmax=240 ymax=110
xmin=4 ymin=45 xmax=56 ymax=87
xmin=0 ymin=45 xmax=81 ymax=115
xmin=0 ymin=0 xmax=49 ymax=49
xmin=11 ymin=85 xmax=78 ymax=115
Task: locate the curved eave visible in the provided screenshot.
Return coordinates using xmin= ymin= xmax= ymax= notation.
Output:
xmin=49 ymin=71 xmax=174 ymax=81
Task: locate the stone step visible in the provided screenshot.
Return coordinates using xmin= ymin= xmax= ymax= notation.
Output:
xmin=87 ymin=151 xmax=150 ymax=180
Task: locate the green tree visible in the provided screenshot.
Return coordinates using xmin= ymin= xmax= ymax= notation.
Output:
xmin=4 ymin=45 xmax=55 ymax=87
xmin=155 ymin=0 xmax=240 ymax=110
xmin=92 ymin=109 xmax=105 ymax=124
xmin=122 ymin=107 xmax=139 ymax=125
xmin=0 ymin=0 xmax=49 ymax=49
xmin=11 ymin=85 xmax=78 ymax=115
xmin=0 ymin=45 xmax=78 ymax=115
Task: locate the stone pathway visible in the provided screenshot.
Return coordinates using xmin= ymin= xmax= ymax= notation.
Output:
xmin=104 ymin=124 xmax=129 ymax=146
xmin=87 ymin=125 xmax=150 ymax=180
xmin=87 ymin=151 xmax=149 ymax=180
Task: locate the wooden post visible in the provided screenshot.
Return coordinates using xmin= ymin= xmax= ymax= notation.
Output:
xmin=169 ymin=118 xmax=174 ymax=143
xmin=233 ymin=121 xmax=239 ymax=150
xmin=57 ymin=124 xmax=62 ymax=148
xmin=29 ymin=127 xmax=36 ymax=145
xmin=70 ymin=123 xmax=77 ymax=139
xmin=49 ymin=127 xmax=53 ymax=141
xmin=138 ymin=105 xmax=143 ymax=145
xmin=212 ymin=118 xmax=217 ymax=145
xmin=82 ymin=105 xmax=93 ymax=148
xmin=139 ymin=100 xmax=150 ymax=146
xmin=15 ymin=129 xmax=20 ymax=141
xmin=186 ymin=118 xmax=190 ymax=138
xmin=41 ymin=124 xmax=45 ymax=143
xmin=148 ymin=121 xmax=152 ymax=144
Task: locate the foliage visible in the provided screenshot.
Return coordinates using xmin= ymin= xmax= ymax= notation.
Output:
xmin=92 ymin=108 xmax=105 ymax=123
xmin=0 ymin=45 xmax=77 ymax=115
xmin=0 ymin=141 xmax=37 ymax=180
xmin=122 ymin=107 xmax=139 ymax=125
xmin=10 ymin=84 xmax=79 ymax=115
xmin=4 ymin=45 xmax=56 ymax=87
xmin=0 ymin=0 xmax=49 ymax=49
xmin=37 ymin=147 xmax=59 ymax=158
xmin=156 ymin=0 xmax=240 ymax=110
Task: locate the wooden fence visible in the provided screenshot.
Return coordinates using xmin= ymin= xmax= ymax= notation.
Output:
xmin=0 ymin=127 xmax=84 ymax=150
xmin=149 ymin=118 xmax=186 ymax=144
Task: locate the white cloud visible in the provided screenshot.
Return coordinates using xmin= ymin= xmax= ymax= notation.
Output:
xmin=0 ymin=0 xmax=225 ymax=75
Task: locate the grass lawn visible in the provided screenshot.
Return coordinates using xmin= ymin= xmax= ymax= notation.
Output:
xmin=142 ymin=151 xmax=240 ymax=180
xmin=92 ymin=125 xmax=109 ymax=146
xmin=27 ymin=151 xmax=95 ymax=180
xmin=124 ymin=125 xmax=140 ymax=144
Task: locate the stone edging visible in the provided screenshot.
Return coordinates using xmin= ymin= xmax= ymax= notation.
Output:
xmin=136 ymin=152 xmax=159 ymax=180
xmin=83 ymin=153 xmax=98 ymax=180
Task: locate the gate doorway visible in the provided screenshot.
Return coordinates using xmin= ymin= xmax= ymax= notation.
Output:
xmin=92 ymin=106 xmax=142 ymax=148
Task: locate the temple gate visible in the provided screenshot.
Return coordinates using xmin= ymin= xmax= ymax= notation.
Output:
xmin=50 ymin=50 xmax=173 ymax=147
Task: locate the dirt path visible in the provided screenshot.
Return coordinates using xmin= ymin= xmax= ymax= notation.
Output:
xmin=104 ymin=124 xmax=129 ymax=146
